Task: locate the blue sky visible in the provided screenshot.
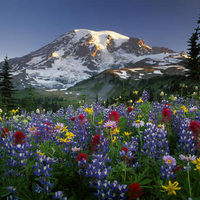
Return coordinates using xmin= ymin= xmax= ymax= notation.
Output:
xmin=0 ymin=0 xmax=200 ymax=62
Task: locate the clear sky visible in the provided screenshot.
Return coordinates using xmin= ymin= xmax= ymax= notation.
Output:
xmin=0 ymin=0 xmax=200 ymax=62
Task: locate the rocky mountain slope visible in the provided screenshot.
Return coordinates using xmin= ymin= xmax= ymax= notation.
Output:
xmin=0 ymin=29 xmax=187 ymax=90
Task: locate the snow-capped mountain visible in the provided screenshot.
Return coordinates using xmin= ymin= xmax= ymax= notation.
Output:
xmin=0 ymin=29 xmax=187 ymax=90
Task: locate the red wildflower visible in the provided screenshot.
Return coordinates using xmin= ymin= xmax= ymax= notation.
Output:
xmin=121 ymin=146 xmax=135 ymax=163
xmin=14 ymin=131 xmax=25 ymax=145
xmin=87 ymin=118 xmax=91 ymax=123
xmin=78 ymin=114 xmax=85 ymax=120
xmin=189 ymin=121 xmax=200 ymax=134
xmin=121 ymin=146 xmax=129 ymax=154
xmin=45 ymin=122 xmax=52 ymax=126
xmin=127 ymin=107 xmax=133 ymax=114
xmin=70 ymin=117 xmax=76 ymax=122
xmin=91 ymin=135 xmax=101 ymax=152
xmin=92 ymin=135 xmax=101 ymax=145
xmin=1 ymin=128 xmax=9 ymax=138
xmin=162 ymin=108 xmax=171 ymax=118
xmin=173 ymin=165 xmax=183 ymax=173
xmin=44 ymin=122 xmax=55 ymax=133
xmin=76 ymin=153 xmax=88 ymax=162
xmin=78 ymin=114 xmax=85 ymax=124
xmin=195 ymin=142 xmax=200 ymax=151
xmin=109 ymin=111 xmax=120 ymax=122
xmin=161 ymin=108 xmax=172 ymax=121
xmin=129 ymin=183 xmax=143 ymax=199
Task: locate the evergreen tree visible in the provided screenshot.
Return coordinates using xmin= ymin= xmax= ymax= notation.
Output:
xmin=96 ymin=93 xmax=99 ymax=103
xmin=26 ymin=86 xmax=36 ymax=111
xmin=120 ymin=85 xmax=127 ymax=105
xmin=186 ymin=14 xmax=200 ymax=79
xmin=186 ymin=30 xmax=200 ymax=79
xmin=197 ymin=14 xmax=200 ymax=30
xmin=105 ymin=98 xmax=109 ymax=108
xmin=0 ymin=56 xmax=16 ymax=112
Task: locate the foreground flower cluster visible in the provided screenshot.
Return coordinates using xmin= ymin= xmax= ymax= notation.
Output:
xmin=0 ymin=92 xmax=200 ymax=200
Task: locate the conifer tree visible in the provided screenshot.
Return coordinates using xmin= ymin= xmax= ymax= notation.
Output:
xmin=96 ymin=93 xmax=99 ymax=103
xmin=26 ymin=86 xmax=36 ymax=111
xmin=186 ymin=30 xmax=200 ymax=79
xmin=105 ymin=98 xmax=109 ymax=108
xmin=197 ymin=14 xmax=200 ymax=30
xmin=186 ymin=14 xmax=200 ymax=79
xmin=120 ymin=85 xmax=127 ymax=105
xmin=0 ymin=56 xmax=16 ymax=112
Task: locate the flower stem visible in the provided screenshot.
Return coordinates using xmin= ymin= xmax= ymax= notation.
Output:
xmin=138 ymin=128 xmax=143 ymax=150
xmin=187 ymin=165 xmax=192 ymax=197
xmin=124 ymin=159 xmax=127 ymax=182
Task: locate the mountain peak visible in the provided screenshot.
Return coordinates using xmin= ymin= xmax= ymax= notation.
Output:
xmin=0 ymin=29 xmax=185 ymax=90
xmin=72 ymin=29 xmax=130 ymax=48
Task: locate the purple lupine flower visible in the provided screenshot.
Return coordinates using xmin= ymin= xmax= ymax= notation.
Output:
xmin=141 ymin=123 xmax=169 ymax=159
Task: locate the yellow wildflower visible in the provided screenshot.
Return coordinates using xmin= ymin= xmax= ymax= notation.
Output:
xmin=194 ymin=164 xmax=200 ymax=172
xmin=192 ymin=157 xmax=200 ymax=165
xmin=112 ymin=136 xmax=117 ymax=143
xmin=85 ymin=107 xmax=93 ymax=115
xmin=157 ymin=124 xmax=163 ymax=128
xmin=181 ymin=105 xmax=188 ymax=113
xmin=112 ymin=127 xmax=120 ymax=135
xmin=192 ymin=157 xmax=200 ymax=172
xmin=138 ymin=115 xmax=142 ymax=118
xmin=161 ymin=181 xmax=181 ymax=195
xmin=59 ymin=137 xmax=72 ymax=143
xmin=0 ymin=117 xmax=2 ymax=121
xmin=173 ymin=110 xmax=177 ymax=114
xmin=36 ymin=151 xmax=44 ymax=157
xmin=124 ymin=131 xmax=132 ymax=136
xmin=137 ymin=98 xmax=143 ymax=103
xmin=59 ymin=138 xmax=68 ymax=143
xmin=98 ymin=119 xmax=103 ymax=125
xmin=66 ymin=131 xmax=75 ymax=140
xmin=133 ymin=91 xmax=138 ymax=95
xmin=62 ymin=126 xmax=68 ymax=132
xmin=11 ymin=109 xmax=18 ymax=114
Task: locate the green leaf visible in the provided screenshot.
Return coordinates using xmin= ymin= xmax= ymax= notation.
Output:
xmin=49 ymin=178 xmax=59 ymax=191
xmin=139 ymin=179 xmax=152 ymax=185
xmin=68 ymin=192 xmax=78 ymax=200
xmin=0 ymin=187 xmax=11 ymax=198
xmin=16 ymin=188 xmax=34 ymax=200
xmin=83 ymin=194 xmax=96 ymax=200
xmin=31 ymin=182 xmax=44 ymax=200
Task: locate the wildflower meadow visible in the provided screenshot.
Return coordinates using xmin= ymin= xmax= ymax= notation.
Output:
xmin=0 ymin=89 xmax=200 ymax=200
